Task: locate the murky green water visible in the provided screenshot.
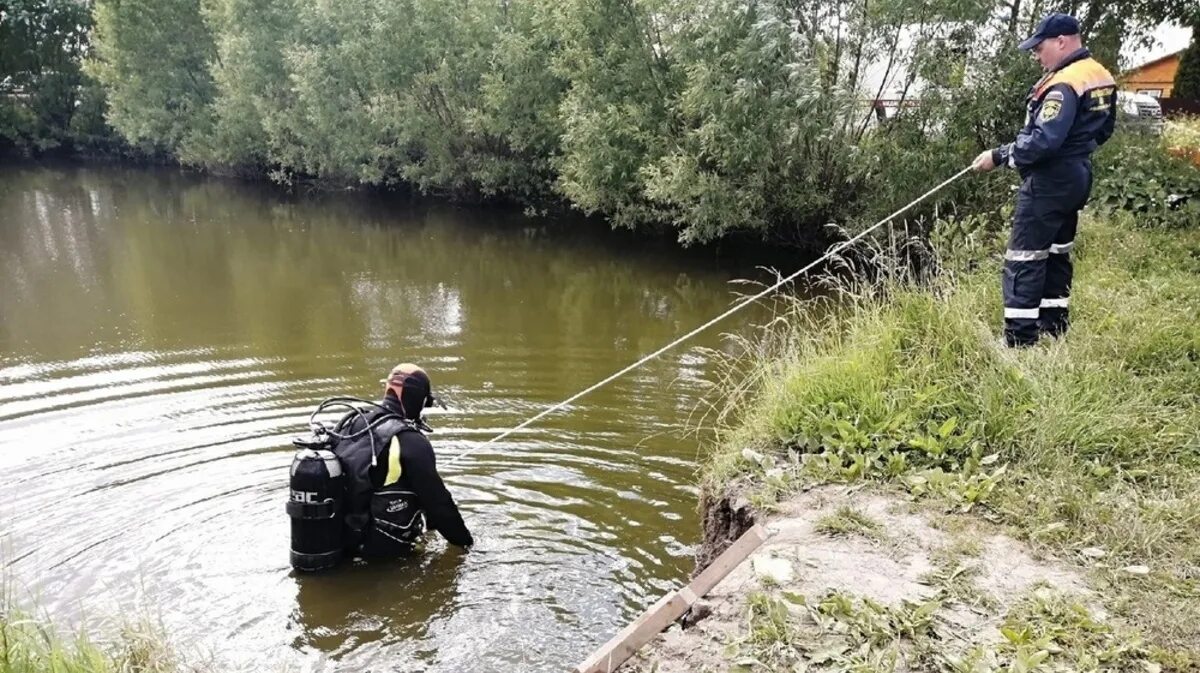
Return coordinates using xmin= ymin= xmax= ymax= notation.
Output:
xmin=0 ymin=164 xmax=781 ymax=671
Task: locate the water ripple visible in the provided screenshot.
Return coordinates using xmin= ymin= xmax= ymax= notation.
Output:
xmin=0 ymin=164 xmax=775 ymax=673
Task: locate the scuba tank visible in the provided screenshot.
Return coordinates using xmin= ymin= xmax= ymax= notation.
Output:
xmin=287 ymin=429 xmax=345 ymax=572
xmin=286 ymin=397 xmax=422 ymax=571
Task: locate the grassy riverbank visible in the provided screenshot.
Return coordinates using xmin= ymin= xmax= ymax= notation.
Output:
xmin=0 ymin=580 xmax=180 ymax=673
xmin=699 ymin=200 xmax=1200 ymax=669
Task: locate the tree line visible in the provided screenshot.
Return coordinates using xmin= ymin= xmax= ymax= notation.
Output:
xmin=2 ymin=0 xmax=1195 ymax=245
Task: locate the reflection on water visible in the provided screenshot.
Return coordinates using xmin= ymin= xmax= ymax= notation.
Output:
xmin=0 ymin=164 xmax=771 ymax=671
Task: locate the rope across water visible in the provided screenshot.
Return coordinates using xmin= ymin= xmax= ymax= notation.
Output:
xmin=444 ymin=166 xmax=974 ymax=467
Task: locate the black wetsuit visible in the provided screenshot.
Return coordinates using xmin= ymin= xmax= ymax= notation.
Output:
xmin=374 ymin=396 xmax=472 ymax=547
xmin=335 ymin=396 xmax=472 ymax=554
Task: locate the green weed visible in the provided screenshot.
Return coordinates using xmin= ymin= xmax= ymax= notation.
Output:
xmin=733 ymin=585 xmax=1167 ymax=673
xmin=732 ymin=590 xmax=943 ymax=673
xmin=814 ymin=506 xmax=885 ymax=542
xmin=919 ymin=557 xmax=996 ymax=611
xmin=702 ymin=212 xmax=1200 ymax=662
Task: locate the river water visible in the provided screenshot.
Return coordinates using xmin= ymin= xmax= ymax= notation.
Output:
xmin=0 ymin=164 xmax=778 ymax=672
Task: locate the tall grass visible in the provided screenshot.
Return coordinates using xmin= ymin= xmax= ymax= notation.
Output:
xmin=0 ymin=577 xmax=180 ymax=673
xmin=701 ymin=212 xmax=1200 ymax=663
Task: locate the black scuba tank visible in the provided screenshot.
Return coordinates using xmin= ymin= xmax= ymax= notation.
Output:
xmin=287 ymin=440 xmax=345 ymax=572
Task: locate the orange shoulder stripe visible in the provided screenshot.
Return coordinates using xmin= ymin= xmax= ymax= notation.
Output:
xmin=1035 ymin=58 xmax=1116 ymax=98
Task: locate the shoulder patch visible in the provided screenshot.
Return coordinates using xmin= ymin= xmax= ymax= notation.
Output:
xmin=1043 ymin=90 xmax=1065 ymax=102
xmin=1039 ymin=99 xmax=1063 ymax=123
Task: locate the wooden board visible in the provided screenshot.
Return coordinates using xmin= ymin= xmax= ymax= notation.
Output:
xmin=574 ymin=523 xmax=769 ymax=673
xmin=690 ymin=524 xmax=769 ymax=596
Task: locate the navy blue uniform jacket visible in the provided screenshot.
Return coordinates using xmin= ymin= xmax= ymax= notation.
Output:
xmin=992 ymin=48 xmax=1117 ymax=175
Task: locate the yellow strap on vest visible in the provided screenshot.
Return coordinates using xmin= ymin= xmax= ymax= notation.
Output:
xmin=1035 ymin=57 xmax=1115 ymax=98
xmin=384 ymin=435 xmax=403 ymax=486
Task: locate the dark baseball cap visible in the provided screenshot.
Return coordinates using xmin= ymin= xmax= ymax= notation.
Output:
xmin=1019 ymin=13 xmax=1080 ymax=51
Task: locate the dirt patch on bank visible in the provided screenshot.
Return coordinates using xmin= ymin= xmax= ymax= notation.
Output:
xmin=625 ymin=485 xmax=1091 ymax=673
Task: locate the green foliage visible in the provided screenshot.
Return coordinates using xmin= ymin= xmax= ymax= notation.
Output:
xmin=1129 ymin=0 xmax=1199 ymax=26
xmin=715 ymin=283 xmax=1018 ymax=514
xmin=0 ymin=589 xmax=179 ymax=673
xmin=89 ymin=0 xmax=217 ymax=157
xmin=1092 ymin=131 xmax=1200 ymax=228
xmin=996 ymin=592 xmax=1153 ymax=673
xmin=148 ymin=0 xmax=568 ymax=195
xmin=1164 ymin=116 xmax=1200 ymax=151
xmin=551 ymin=0 xmax=677 ymax=229
xmin=639 ymin=0 xmax=867 ymax=243
xmin=554 ymin=0 xmax=1021 ymax=243
xmin=11 ymin=0 xmax=1191 ymax=241
xmin=732 ymin=585 xmax=1169 ymax=673
xmin=732 ymin=590 xmax=942 ymax=672
xmin=473 ymin=0 xmax=566 ymax=203
xmin=0 ymin=0 xmax=117 ymax=154
xmin=919 ymin=555 xmax=998 ymax=609
xmin=197 ymin=0 xmax=296 ymax=171
xmin=77 ymin=0 xmax=1059 ymax=243
xmin=1174 ymin=36 xmax=1200 ymax=102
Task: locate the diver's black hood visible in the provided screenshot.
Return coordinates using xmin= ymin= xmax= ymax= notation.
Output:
xmin=381 ymin=385 xmax=428 ymax=421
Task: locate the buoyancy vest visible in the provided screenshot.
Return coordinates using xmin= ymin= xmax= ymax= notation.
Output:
xmin=332 ymin=409 xmax=426 ymax=556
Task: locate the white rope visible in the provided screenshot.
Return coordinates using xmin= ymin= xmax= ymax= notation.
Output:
xmin=444 ymin=165 xmax=974 ymax=467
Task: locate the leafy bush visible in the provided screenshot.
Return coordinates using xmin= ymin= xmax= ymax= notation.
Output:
xmin=1092 ymin=131 xmax=1200 ymax=228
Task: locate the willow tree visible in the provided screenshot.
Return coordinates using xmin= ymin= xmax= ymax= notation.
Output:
xmin=89 ymin=0 xmax=216 ymax=157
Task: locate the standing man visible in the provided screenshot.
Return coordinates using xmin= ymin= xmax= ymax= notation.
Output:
xmin=973 ymin=13 xmax=1117 ymax=347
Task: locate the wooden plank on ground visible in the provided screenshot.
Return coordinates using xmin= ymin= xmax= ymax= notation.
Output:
xmin=574 ymin=523 xmax=769 ymax=673
xmin=689 ymin=523 xmax=770 ymax=596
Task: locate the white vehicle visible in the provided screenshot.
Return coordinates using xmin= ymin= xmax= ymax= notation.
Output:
xmin=1116 ymin=91 xmax=1165 ymax=135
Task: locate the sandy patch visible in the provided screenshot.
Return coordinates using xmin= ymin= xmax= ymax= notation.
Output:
xmin=622 ymin=485 xmax=1087 ymax=673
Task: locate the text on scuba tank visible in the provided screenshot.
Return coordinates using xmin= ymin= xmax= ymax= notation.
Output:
xmin=291 ymin=490 xmax=320 ymax=503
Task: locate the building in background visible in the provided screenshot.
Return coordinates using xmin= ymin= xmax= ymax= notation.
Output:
xmin=1121 ymin=49 xmax=1185 ymax=98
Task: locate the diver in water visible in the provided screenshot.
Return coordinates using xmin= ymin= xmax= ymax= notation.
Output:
xmin=333 ymin=363 xmax=473 ymax=556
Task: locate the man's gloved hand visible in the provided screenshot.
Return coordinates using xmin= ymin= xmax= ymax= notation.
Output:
xmin=972 ymin=150 xmax=997 ymax=172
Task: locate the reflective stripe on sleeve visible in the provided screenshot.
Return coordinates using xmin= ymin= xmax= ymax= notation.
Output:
xmin=1050 ymin=242 xmax=1074 ymax=254
xmin=1004 ymin=307 xmax=1040 ymax=319
xmin=1005 ymin=249 xmax=1050 ymax=262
